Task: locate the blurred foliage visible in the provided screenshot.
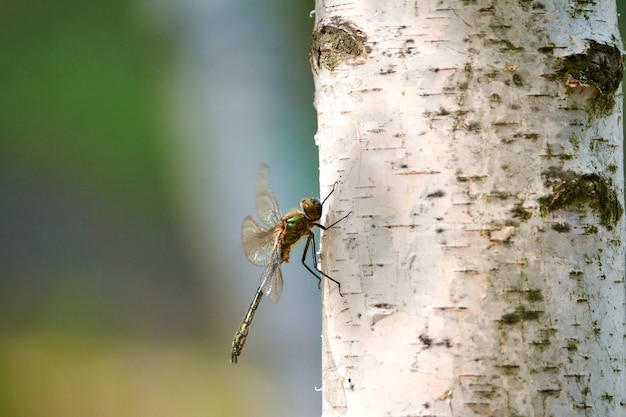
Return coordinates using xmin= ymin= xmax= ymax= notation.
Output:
xmin=0 ymin=0 xmax=168 ymax=213
xmin=0 ymin=0 xmax=202 ymax=340
xmin=0 ymin=1 xmax=247 ymax=416
xmin=0 ymin=0 xmax=315 ymax=415
xmin=0 ymin=332 xmax=280 ymax=417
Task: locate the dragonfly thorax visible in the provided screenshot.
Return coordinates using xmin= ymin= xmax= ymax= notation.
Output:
xmin=300 ymin=198 xmax=323 ymax=221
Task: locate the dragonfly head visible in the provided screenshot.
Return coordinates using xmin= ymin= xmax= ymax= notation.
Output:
xmin=300 ymin=197 xmax=323 ymax=221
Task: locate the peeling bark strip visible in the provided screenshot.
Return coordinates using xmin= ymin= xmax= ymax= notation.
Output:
xmin=313 ymin=1 xmax=625 ymax=416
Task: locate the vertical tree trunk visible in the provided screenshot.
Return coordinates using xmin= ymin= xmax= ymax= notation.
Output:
xmin=312 ymin=1 xmax=624 ymax=416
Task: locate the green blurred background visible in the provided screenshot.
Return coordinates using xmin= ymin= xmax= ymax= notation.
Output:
xmin=0 ymin=1 xmax=323 ymax=416
xmin=0 ymin=2 xmax=624 ymax=417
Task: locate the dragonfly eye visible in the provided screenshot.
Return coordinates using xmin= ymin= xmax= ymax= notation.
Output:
xmin=301 ymin=198 xmax=323 ymax=220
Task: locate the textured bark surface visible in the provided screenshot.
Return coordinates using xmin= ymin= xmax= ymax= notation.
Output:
xmin=312 ymin=1 xmax=625 ymax=416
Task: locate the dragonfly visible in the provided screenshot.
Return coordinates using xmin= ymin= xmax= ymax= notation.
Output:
xmin=230 ymin=165 xmax=350 ymax=364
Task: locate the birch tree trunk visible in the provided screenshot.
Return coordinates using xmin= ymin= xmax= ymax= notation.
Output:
xmin=311 ymin=1 xmax=625 ymax=416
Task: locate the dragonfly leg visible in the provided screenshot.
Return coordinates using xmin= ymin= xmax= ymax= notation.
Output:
xmin=320 ymin=181 xmax=339 ymax=205
xmin=315 ymin=211 xmax=352 ymax=231
xmin=301 ymin=232 xmax=343 ymax=296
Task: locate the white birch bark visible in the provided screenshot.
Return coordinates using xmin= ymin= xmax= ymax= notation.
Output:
xmin=312 ymin=1 xmax=625 ymax=416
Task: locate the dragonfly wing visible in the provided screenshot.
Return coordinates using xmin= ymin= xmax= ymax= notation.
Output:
xmin=260 ymin=246 xmax=283 ymax=304
xmin=241 ymin=216 xmax=274 ymax=266
xmin=256 ymin=165 xmax=282 ymax=228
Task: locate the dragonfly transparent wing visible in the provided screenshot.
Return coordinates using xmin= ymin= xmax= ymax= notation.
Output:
xmin=260 ymin=245 xmax=283 ymax=304
xmin=255 ymin=165 xmax=282 ymax=228
xmin=241 ymin=216 xmax=275 ymax=266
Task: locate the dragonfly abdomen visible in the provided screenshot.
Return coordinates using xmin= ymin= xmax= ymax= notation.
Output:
xmin=231 ymin=286 xmax=264 ymax=363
